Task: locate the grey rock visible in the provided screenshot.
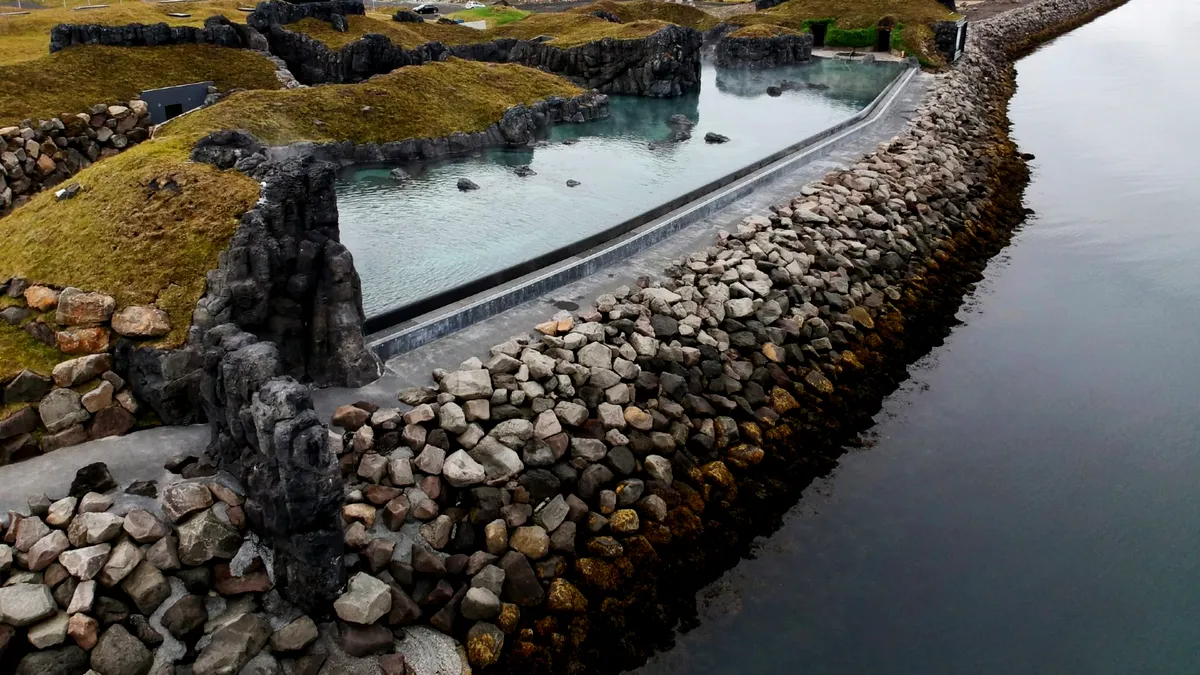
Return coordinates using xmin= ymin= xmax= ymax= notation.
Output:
xmin=90 ymin=624 xmax=151 ymax=675
xmin=0 ymin=583 xmax=56 ymax=626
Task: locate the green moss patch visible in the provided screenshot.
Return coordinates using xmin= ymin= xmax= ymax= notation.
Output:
xmin=445 ymin=6 xmax=531 ymax=28
xmin=0 ymin=0 xmax=250 ymax=66
xmin=163 ymin=58 xmax=584 ymax=145
xmin=570 ymin=1 xmax=719 ymax=31
xmin=0 ymin=321 xmax=66 ymax=381
xmin=0 ymin=44 xmax=283 ymax=126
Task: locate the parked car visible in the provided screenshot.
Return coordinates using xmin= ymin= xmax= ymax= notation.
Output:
xmin=464 ymin=1 xmax=485 ymax=8
xmin=413 ymin=4 xmax=439 ymax=14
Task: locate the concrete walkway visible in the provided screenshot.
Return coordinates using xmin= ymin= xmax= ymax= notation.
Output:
xmin=0 ymin=425 xmax=207 ymax=513
xmin=312 ymin=72 xmax=931 ymax=422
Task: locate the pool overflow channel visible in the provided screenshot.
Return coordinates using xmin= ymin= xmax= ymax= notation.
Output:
xmin=335 ymin=60 xmax=916 ymax=359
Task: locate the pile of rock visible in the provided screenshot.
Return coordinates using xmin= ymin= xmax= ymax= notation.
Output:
xmin=0 ymin=102 xmax=151 ymax=214
xmin=0 ymin=279 xmax=174 ymax=462
xmin=1 ymin=352 xmax=143 ymax=463
xmin=0 ymin=465 xmax=300 ymax=675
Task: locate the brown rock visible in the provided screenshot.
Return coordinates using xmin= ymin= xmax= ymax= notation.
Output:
xmin=331 ymin=405 xmax=369 ymax=431
xmin=41 ymin=424 xmax=89 ymax=453
xmin=23 ymin=286 xmax=59 ymax=311
xmin=214 ymin=563 xmax=272 ymax=595
xmin=546 ymin=579 xmax=588 ymax=613
xmin=51 ymin=354 xmax=111 ymax=388
xmin=110 ymin=306 xmax=170 ymax=338
xmin=67 ymin=613 xmax=98 ymax=650
xmin=55 ymin=288 xmax=115 ymax=326
xmin=56 ymin=326 xmax=111 ymax=355
xmin=381 ymin=495 xmax=409 ymax=531
xmin=342 ymin=502 xmax=377 ymax=528
xmin=466 ymin=621 xmax=504 ymax=668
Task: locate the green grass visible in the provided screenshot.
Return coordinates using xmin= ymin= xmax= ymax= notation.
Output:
xmin=0 ymin=0 xmax=250 ymax=66
xmin=1 ymin=321 xmax=67 ymax=381
xmin=727 ymin=0 xmax=959 ymax=65
xmin=0 ymin=137 xmax=261 ymax=350
xmin=0 ymin=43 xmax=283 ymax=126
xmin=0 ymin=59 xmax=584 ymax=359
xmin=728 ymin=24 xmax=802 ymax=38
xmin=291 ymin=11 xmax=669 ymax=50
xmin=569 ymin=1 xmax=719 ymax=30
xmin=162 ymin=58 xmax=584 ymax=145
xmin=445 ymin=6 xmax=530 ymax=27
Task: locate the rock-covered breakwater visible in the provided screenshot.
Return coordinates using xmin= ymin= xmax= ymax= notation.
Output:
xmin=0 ymin=102 xmax=150 ymax=215
xmin=0 ymin=0 xmax=1132 ymax=672
xmin=249 ymin=0 xmax=702 ymax=96
xmin=714 ymin=31 xmax=814 ymax=69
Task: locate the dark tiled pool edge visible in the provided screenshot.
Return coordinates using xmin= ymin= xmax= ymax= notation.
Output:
xmin=368 ymin=64 xmax=919 ymax=361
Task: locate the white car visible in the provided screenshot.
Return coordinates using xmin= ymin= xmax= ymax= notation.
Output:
xmin=464 ymin=1 xmax=485 ymax=8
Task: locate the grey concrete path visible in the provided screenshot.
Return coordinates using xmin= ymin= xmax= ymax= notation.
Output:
xmin=0 ymin=425 xmax=207 ymax=513
xmin=312 ymin=72 xmax=931 ymax=422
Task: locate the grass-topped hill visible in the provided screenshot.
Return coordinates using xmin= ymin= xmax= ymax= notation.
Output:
xmin=0 ymin=43 xmax=283 ymax=125
xmin=163 ymin=58 xmax=584 ymax=145
xmin=728 ymin=0 xmax=960 ymax=65
xmin=0 ymin=0 xmax=249 ymax=66
xmin=569 ymin=1 xmax=720 ymax=31
xmin=728 ymin=24 xmax=803 ymax=38
xmin=289 ymin=11 xmax=670 ymax=51
xmin=0 ymin=59 xmax=583 ymax=362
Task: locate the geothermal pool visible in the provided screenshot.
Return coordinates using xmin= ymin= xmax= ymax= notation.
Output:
xmin=335 ymin=59 xmax=905 ymax=319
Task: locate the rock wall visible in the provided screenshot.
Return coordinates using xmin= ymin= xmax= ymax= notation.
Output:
xmin=1 ymin=278 xmax=168 ymax=463
xmin=249 ymin=0 xmax=701 ymax=96
xmin=0 ymin=101 xmax=150 ymax=215
xmin=48 ymin=15 xmax=266 ymax=53
xmin=714 ymin=32 xmax=814 ymax=69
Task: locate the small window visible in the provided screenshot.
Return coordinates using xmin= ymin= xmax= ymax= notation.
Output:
xmin=164 ymin=103 xmax=184 ymax=121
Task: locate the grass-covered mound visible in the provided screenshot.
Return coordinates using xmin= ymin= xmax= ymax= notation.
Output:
xmin=728 ymin=0 xmax=959 ymax=65
xmin=445 ymin=5 xmax=531 ymax=28
xmin=163 ymin=58 xmax=584 ymax=145
xmin=0 ymin=44 xmax=283 ymax=125
xmin=290 ymin=11 xmax=670 ymax=51
xmin=0 ymin=59 xmax=583 ymax=359
xmin=488 ymin=13 xmax=667 ymax=47
xmin=569 ymin=0 xmax=720 ymax=31
xmin=0 ymin=0 xmax=249 ymax=66
xmin=0 ymin=137 xmax=261 ymax=350
xmin=728 ymin=24 xmax=804 ymax=38
xmin=289 ymin=14 xmax=478 ymax=50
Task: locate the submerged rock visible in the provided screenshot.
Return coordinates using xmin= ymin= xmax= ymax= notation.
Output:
xmin=513 ymin=165 xmax=536 ymax=177
xmin=704 ymin=132 xmax=730 ymax=144
xmin=389 ymin=167 xmax=410 ymax=181
xmin=566 ymin=179 xmax=581 ymax=187
xmin=457 ymin=178 xmax=479 ymax=191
